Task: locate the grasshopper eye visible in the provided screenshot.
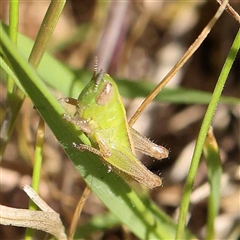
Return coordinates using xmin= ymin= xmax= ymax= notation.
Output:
xmin=97 ymin=82 xmax=114 ymax=105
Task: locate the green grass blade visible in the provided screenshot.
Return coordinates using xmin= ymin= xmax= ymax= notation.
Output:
xmin=203 ymin=127 xmax=222 ymax=239
xmin=1 ymin=22 xmax=195 ymax=240
xmin=175 ymin=28 xmax=240 ymax=239
xmin=8 ymin=0 xmax=19 ymax=96
xmin=1 ymin=2 xmax=22 ymax=161
xmin=28 ymin=0 xmax=66 ymax=67
xmin=118 ymin=81 xmax=240 ymax=105
xmin=30 ymin=118 xmax=45 ymax=200
xmin=2 ymin=21 xmax=239 ymax=106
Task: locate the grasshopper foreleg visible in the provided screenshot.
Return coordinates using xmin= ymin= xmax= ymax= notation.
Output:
xmin=72 ymin=142 xmax=103 ymax=157
xmin=58 ymin=97 xmax=79 ymax=107
xmin=72 ymin=141 xmax=113 ymax=173
xmin=63 ymin=113 xmax=91 ymax=134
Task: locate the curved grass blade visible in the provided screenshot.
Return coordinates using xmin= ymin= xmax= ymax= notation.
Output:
xmin=0 ymin=22 xmax=194 ymax=240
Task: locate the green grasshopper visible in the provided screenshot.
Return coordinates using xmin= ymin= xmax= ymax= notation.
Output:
xmin=61 ymin=66 xmax=168 ymax=189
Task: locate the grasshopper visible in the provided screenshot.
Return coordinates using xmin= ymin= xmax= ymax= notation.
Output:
xmin=61 ymin=66 xmax=168 ymax=189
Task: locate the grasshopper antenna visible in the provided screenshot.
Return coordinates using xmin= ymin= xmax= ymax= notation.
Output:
xmin=94 ymin=70 xmax=104 ymax=92
xmin=93 ymin=56 xmax=104 ymax=92
xmin=93 ymin=56 xmax=99 ymax=76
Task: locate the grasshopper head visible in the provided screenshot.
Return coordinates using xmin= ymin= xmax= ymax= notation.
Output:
xmin=77 ymin=69 xmax=119 ymax=113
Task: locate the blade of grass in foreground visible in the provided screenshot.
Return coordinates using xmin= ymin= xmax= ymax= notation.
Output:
xmin=0 ymin=23 xmax=194 ymax=240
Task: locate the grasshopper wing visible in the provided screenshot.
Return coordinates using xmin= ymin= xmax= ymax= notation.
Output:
xmin=130 ymin=127 xmax=169 ymax=160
